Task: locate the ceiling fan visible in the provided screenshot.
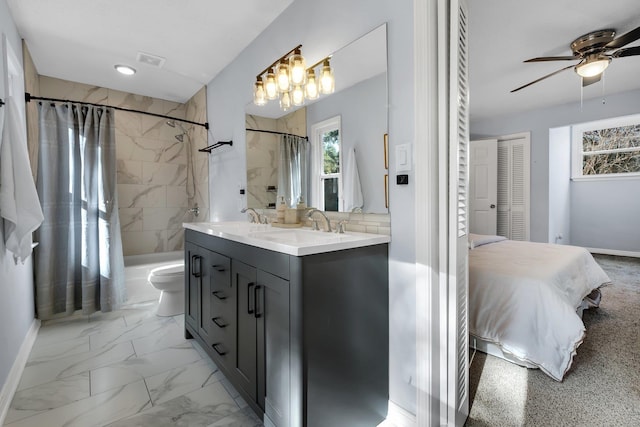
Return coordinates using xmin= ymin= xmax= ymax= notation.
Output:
xmin=511 ymin=26 xmax=640 ymax=93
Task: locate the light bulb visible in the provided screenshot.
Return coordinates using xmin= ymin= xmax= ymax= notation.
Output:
xmin=292 ymin=85 xmax=305 ymax=106
xmin=289 ymin=49 xmax=306 ymax=85
xmin=264 ymin=69 xmax=278 ymax=100
xmin=277 ymin=61 xmax=290 ymax=92
xmin=280 ymin=91 xmax=292 ymax=111
xmin=305 ymin=69 xmax=319 ymax=100
xmin=253 ymin=79 xmax=266 ymax=106
xmin=319 ymin=59 xmax=335 ymax=94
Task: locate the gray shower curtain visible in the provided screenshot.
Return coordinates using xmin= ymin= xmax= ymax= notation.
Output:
xmin=35 ymin=102 xmax=125 ymax=319
xmin=277 ymin=134 xmax=308 ymax=207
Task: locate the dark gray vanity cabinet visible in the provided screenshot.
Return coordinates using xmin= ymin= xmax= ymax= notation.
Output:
xmin=208 ymin=251 xmax=234 ymax=368
xmin=184 ymin=228 xmax=388 ymax=427
xmin=185 ymin=242 xmax=215 ymax=343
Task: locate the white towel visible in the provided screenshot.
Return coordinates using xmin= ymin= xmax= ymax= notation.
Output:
xmin=0 ymin=95 xmax=44 ymax=263
xmin=343 ymin=148 xmax=364 ymax=212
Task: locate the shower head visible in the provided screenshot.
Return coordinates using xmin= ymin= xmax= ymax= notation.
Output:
xmin=175 ymin=134 xmax=184 ymax=143
xmin=166 ymin=120 xmax=176 ymax=128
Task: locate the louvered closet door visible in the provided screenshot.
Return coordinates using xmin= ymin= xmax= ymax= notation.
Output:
xmin=448 ymin=0 xmax=469 ymax=425
xmin=496 ymin=136 xmax=530 ymax=241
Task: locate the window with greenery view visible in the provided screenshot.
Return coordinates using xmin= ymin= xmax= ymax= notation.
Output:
xmin=572 ymin=115 xmax=640 ymax=178
xmin=311 ymin=116 xmax=342 ymax=211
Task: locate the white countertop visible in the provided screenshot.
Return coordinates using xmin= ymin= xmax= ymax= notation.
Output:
xmin=183 ymin=221 xmax=390 ymax=256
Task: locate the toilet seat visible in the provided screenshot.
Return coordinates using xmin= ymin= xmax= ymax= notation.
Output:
xmin=148 ymin=263 xmax=184 ymax=284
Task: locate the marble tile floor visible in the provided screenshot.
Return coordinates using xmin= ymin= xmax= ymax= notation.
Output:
xmin=4 ymin=261 xmax=262 ymax=427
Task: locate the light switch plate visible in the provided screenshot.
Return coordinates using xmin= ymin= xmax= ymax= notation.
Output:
xmin=396 ymin=144 xmax=412 ymax=172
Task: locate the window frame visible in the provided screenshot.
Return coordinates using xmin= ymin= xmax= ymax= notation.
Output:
xmin=571 ymin=113 xmax=640 ymax=181
xmin=310 ymin=115 xmax=342 ymax=211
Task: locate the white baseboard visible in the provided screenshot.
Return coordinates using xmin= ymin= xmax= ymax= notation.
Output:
xmin=587 ymin=247 xmax=640 ymax=259
xmin=0 ymin=318 xmax=40 ymax=425
xmin=382 ymin=400 xmax=417 ymax=427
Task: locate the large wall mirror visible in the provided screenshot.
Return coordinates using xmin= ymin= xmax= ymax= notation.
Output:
xmin=245 ymin=23 xmax=388 ymax=213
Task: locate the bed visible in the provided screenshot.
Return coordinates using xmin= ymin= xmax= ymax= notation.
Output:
xmin=468 ymin=234 xmax=611 ymax=381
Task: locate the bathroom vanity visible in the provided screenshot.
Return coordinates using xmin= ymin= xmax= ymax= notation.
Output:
xmin=183 ymin=222 xmax=389 ymax=427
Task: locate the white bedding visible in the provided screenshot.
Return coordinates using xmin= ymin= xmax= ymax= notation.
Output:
xmin=469 ymin=238 xmax=611 ymax=381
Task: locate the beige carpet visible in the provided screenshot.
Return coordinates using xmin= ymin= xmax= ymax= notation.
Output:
xmin=466 ymin=254 xmax=640 ymax=427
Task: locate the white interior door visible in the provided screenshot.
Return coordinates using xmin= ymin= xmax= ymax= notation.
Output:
xmin=497 ymin=133 xmax=530 ymax=241
xmin=469 ymin=139 xmax=497 ymax=235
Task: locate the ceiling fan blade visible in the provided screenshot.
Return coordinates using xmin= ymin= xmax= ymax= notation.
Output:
xmin=582 ymin=74 xmax=601 ymax=87
xmin=613 ymin=45 xmax=640 ymax=58
xmin=510 ymin=64 xmax=575 ymax=93
xmin=605 ymin=26 xmax=640 ymax=49
xmin=524 ymin=56 xmax=578 ymax=62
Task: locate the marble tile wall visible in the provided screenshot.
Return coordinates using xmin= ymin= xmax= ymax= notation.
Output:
xmin=35 ymin=76 xmax=207 ymax=256
xmin=185 ymin=86 xmax=209 ymax=221
xmin=257 ymin=209 xmax=391 ymax=235
xmin=245 ymin=108 xmax=306 ymax=209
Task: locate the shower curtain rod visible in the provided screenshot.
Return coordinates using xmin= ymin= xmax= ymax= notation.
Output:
xmin=25 ymin=93 xmax=209 ymax=130
xmin=245 ymin=128 xmax=308 ymax=140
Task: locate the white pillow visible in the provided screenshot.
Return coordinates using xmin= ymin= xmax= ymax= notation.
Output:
xmin=468 ymin=233 xmax=507 ymax=249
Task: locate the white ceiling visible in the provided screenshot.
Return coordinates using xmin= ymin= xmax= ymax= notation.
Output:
xmin=6 ymin=0 xmax=640 ymax=117
xmin=6 ymin=0 xmax=294 ymax=103
xmin=469 ymin=0 xmax=640 ymax=121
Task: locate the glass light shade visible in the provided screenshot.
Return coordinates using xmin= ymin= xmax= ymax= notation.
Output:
xmin=264 ymin=69 xmax=278 ymax=100
xmin=253 ymin=80 xmax=266 ymax=106
xmin=277 ymin=61 xmax=291 ymax=92
xmin=292 ymin=85 xmax=305 ymax=106
xmin=280 ymin=91 xmax=292 ymax=111
xmin=305 ymin=69 xmax=319 ymax=100
xmin=319 ymin=59 xmax=335 ymax=94
xmin=289 ymin=50 xmax=307 ymax=85
xmin=575 ymin=55 xmax=611 ymax=78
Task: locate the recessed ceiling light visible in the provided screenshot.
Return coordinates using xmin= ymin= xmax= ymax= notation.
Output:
xmin=114 ymin=64 xmax=136 ymax=75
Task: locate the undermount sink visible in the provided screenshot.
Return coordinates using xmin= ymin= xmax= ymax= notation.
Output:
xmin=248 ymin=229 xmax=358 ymax=244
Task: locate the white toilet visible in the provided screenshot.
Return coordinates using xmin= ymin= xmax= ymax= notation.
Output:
xmin=147 ymin=262 xmax=185 ymax=316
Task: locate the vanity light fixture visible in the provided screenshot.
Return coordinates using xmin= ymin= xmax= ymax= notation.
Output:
xmin=252 ymin=44 xmax=335 ymax=110
xmin=253 ymin=77 xmax=267 ymax=106
xmin=114 ymin=64 xmax=136 ymax=75
xmin=264 ymin=68 xmax=278 ymax=100
xmin=305 ymin=69 xmax=319 ymax=100
xmin=319 ymin=58 xmax=335 ymax=94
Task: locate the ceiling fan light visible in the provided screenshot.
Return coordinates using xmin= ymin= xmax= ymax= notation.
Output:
xmin=575 ymin=56 xmax=611 ymax=78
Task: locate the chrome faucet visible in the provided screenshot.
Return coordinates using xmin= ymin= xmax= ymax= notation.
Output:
xmin=187 ymin=204 xmax=200 ymax=218
xmin=241 ymin=207 xmax=261 ymax=224
xmin=306 ymin=208 xmax=332 ymax=232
